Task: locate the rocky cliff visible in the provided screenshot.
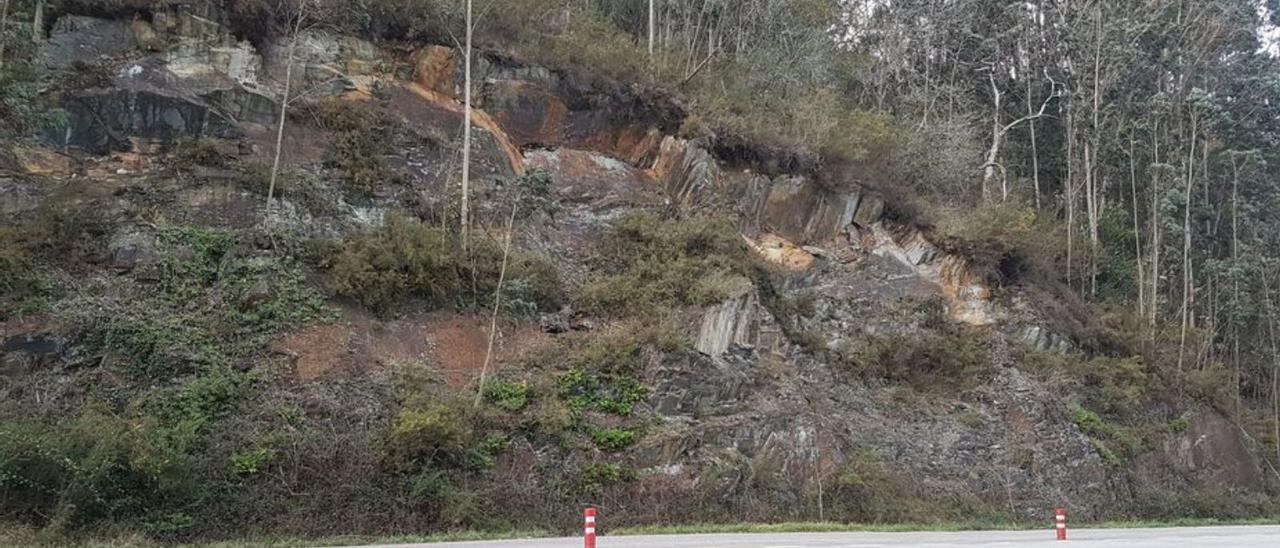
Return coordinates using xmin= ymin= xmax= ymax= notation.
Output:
xmin=1 ymin=4 xmax=1276 ymax=542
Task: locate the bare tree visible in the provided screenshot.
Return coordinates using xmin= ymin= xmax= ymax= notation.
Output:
xmin=32 ymin=0 xmax=43 ymax=43
xmin=461 ymin=0 xmax=473 ymax=249
xmin=266 ymin=0 xmax=317 ymax=231
xmin=1177 ymin=113 xmax=1200 ymax=380
xmin=982 ymin=66 xmax=1058 ymax=202
xmin=474 ymin=201 xmax=518 ymax=408
xmin=1127 ymin=135 xmax=1145 ymax=324
xmin=648 ymin=0 xmax=655 ymax=60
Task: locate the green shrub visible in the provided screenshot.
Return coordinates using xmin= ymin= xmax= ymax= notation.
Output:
xmin=330 ymin=215 xmax=561 ymax=314
xmin=465 ymin=434 xmax=511 ymax=470
xmin=0 ymin=64 xmax=49 ymax=136
xmin=387 ymin=403 xmax=472 ymax=469
xmin=822 ymin=109 xmax=896 ymax=165
xmin=579 ymin=462 xmax=634 ymax=494
xmin=1069 ymin=403 xmax=1112 ymax=437
xmin=142 ymin=512 xmax=197 ymax=538
xmin=1184 ymin=365 xmax=1234 ymax=409
xmin=151 ymin=372 xmax=249 ymax=430
xmin=1088 ymin=438 xmax=1122 ymax=468
xmin=13 ymin=192 xmax=112 ymax=265
xmin=1069 ymin=403 xmax=1144 ymax=467
xmin=558 ymin=367 xmax=647 ymax=419
xmin=302 ymin=98 xmax=403 ymax=190
xmin=1079 ymin=355 xmax=1149 ymax=414
xmin=588 ymin=426 xmax=637 ymax=451
xmin=64 ymin=227 xmax=326 ymax=378
xmin=578 ymin=212 xmax=748 ymax=315
xmin=229 ymin=448 xmax=276 ymax=476
xmin=484 ymin=379 xmax=529 ymax=412
xmin=0 ymin=411 xmax=200 ymax=532
xmin=0 ymin=227 xmax=55 ymax=320
xmin=827 ymin=450 xmax=929 ymax=522
xmin=233 ymin=162 xmax=342 ymax=216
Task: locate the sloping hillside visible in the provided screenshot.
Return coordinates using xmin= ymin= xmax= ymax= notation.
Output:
xmin=1 ymin=1 xmax=1278 ymax=544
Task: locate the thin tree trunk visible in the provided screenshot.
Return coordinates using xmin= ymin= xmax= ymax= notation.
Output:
xmin=32 ymin=0 xmax=43 ymax=43
xmin=1066 ymin=106 xmax=1076 ymax=289
xmin=1088 ymin=11 xmax=1103 ymax=299
xmin=1084 ymin=144 xmax=1099 ymax=297
xmin=461 ymin=0 xmax=473 ymax=249
xmin=1028 ymin=77 xmax=1041 ymax=209
xmin=648 ymin=0 xmax=655 ymax=60
xmin=1230 ymin=155 xmax=1241 ymax=418
xmin=475 ymin=201 xmax=518 ymax=408
xmin=0 ymin=0 xmax=11 ymax=70
xmin=1129 ymin=136 xmax=1145 ymax=323
xmin=267 ymin=12 xmax=304 ymax=228
xmin=1177 ymin=113 xmax=1198 ymax=381
xmin=1263 ymin=273 xmax=1280 ymax=466
xmin=983 ymin=69 xmax=1002 ymax=202
xmin=1150 ymin=124 xmax=1162 ymax=330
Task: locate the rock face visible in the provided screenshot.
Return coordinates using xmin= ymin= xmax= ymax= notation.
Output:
xmin=262 ymin=30 xmax=382 ymax=95
xmin=867 ymin=225 xmax=998 ymax=325
xmin=412 ymin=45 xmax=457 ymax=95
xmin=650 ymin=136 xmax=719 ymax=208
xmin=412 ymin=50 xmax=680 ymax=163
xmin=744 ymin=234 xmax=815 ymax=271
xmin=38 ymin=16 xmax=137 ymax=69
xmin=696 ymin=290 xmax=771 ymax=358
xmin=40 ymin=14 xmax=277 ymax=153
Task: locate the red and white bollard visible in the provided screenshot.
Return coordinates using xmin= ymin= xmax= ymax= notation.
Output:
xmin=584 ymin=507 xmax=597 ymax=548
xmin=1055 ymin=507 xmax=1067 ymax=540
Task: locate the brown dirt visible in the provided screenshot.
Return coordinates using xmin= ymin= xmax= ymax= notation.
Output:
xmin=276 ymin=323 xmax=356 ymax=381
xmin=275 ymin=309 xmax=546 ymax=388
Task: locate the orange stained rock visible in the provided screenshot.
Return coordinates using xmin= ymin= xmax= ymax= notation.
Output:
xmin=745 ymin=233 xmax=815 ymax=271
xmin=403 ymin=82 xmax=526 ymax=176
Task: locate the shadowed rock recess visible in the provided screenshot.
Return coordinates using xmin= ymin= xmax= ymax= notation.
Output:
xmin=0 ymin=3 xmax=1276 ymax=543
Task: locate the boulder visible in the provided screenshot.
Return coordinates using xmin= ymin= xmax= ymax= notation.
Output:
xmin=240 ymin=280 xmax=274 ymax=309
xmin=129 ymin=20 xmax=163 ymax=51
xmin=166 ymin=41 xmax=264 ymax=89
xmin=853 ymin=193 xmax=885 ymax=227
xmin=0 ymin=319 xmax=66 ymax=375
xmin=696 ymin=290 xmax=761 ymax=358
xmin=108 ymin=231 xmax=161 ymax=276
xmin=1161 ymin=410 xmax=1263 ymax=489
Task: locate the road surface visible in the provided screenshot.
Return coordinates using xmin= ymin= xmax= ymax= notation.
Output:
xmin=349 ymin=526 xmax=1280 ymax=547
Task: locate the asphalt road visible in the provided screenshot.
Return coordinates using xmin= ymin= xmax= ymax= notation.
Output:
xmin=349 ymin=526 xmax=1280 ymax=547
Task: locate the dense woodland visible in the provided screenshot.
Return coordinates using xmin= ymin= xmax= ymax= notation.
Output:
xmin=588 ymin=0 xmax=1280 ymax=446
xmin=2 ymin=0 xmax=1280 ymax=543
